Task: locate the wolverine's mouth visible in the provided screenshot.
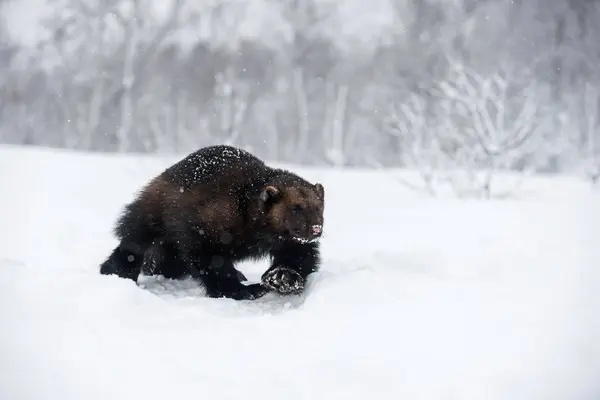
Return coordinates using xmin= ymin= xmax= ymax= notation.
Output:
xmin=291 ymin=236 xmax=319 ymax=244
xmin=282 ymin=225 xmax=323 ymax=245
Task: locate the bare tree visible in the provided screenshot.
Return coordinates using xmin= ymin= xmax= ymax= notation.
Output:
xmin=382 ymin=93 xmax=449 ymax=196
xmin=212 ymin=66 xmax=250 ymax=147
xmin=269 ymin=0 xmax=339 ymax=161
xmin=428 ymin=62 xmax=551 ymax=198
xmin=383 ymin=61 xmax=551 ymax=198
xmin=0 ymin=0 xmax=592 ymax=174
xmin=34 ymin=0 xmax=184 ymax=151
xmin=581 ymin=83 xmax=600 ymax=184
xmin=322 ymin=83 xmax=349 ymax=167
xmin=112 ymin=0 xmax=183 ymax=152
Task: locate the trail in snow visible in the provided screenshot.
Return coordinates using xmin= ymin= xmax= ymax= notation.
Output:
xmin=0 ymin=145 xmax=598 ymax=400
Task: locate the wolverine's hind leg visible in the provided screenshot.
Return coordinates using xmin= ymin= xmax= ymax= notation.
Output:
xmin=99 ymin=242 xmax=146 ymax=281
xmin=141 ymin=240 xmax=188 ymax=280
xmin=139 ymin=240 xmax=166 ymax=277
xmin=184 ymin=252 xmax=268 ymax=300
xmin=102 ymin=197 xmax=162 ymax=282
xmin=143 ymin=240 xmax=248 ymax=282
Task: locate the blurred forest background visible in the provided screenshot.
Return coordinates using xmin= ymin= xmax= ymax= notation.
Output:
xmin=0 ymin=0 xmax=599 ymax=186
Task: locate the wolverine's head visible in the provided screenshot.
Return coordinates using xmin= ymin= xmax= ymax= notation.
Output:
xmin=259 ymin=177 xmax=325 ymax=244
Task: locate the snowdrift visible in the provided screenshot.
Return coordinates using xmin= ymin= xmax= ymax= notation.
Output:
xmin=0 ymin=145 xmax=598 ymax=400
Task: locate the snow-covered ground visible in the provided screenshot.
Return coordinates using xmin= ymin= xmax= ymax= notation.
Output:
xmin=0 ymin=144 xmax=598 ymax=400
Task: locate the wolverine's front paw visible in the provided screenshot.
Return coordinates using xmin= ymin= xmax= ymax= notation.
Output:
xmin=261 ymin=267 xmax=304 ymax=295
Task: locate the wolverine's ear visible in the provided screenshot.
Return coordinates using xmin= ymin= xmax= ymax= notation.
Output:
xmin=260 ymin=185 xmax=280 ymax=203
xmin=314 ymin=183 xmax=324 ymax=199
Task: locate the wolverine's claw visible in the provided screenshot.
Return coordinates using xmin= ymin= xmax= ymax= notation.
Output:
xmin=261 ymin=267 xmax=304 ymax=295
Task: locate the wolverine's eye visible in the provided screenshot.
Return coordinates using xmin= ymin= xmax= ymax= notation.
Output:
xmin=292 ymin=204 xmax=303 ymax=213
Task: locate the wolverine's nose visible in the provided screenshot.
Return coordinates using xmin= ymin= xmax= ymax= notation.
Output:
xmin=311 ymin=224 xmax=322 ymax=236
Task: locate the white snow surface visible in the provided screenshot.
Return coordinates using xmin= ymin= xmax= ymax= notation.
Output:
xmin=0 ymin=145 xmax=598 ymax=400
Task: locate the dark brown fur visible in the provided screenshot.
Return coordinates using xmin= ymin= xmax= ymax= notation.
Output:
xmin=99 ymin=145 xmax=325 ymax=300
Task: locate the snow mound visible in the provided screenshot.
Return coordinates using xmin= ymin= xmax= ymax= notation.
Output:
xmin=0 ymin=145 xmax=598 ymax=400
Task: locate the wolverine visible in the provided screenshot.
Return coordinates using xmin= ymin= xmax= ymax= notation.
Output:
xmin=99 ymin=145 xmax=325 ymax=300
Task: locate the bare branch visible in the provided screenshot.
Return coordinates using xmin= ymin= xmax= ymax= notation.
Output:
xmin=134 ymin=0 xmax=183 ymax=77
